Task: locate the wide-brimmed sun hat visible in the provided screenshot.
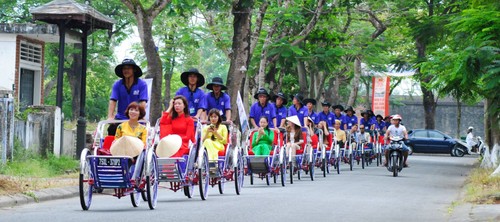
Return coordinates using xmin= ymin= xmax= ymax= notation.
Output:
xmin=254 ymin=88 xmax=270 ymax=100
xmin=114 ymin=59 xmax=143 ymax=78
xmin=110 ymin=136 xmax=144 ymax=157
xmin=361 ymin=109 xmax=374 ymax=117
xmin=156 ymin=134 xmax=182 ymax=158
xmin=332 ymin=104 xmax=345 ymax=111
xmin=321 ymin=101 xmax=331 ymax=107
xmin=302 ymin=98 xmax=317 ymax=106
xmin=286 ymin=115 xmax=302 ymax=127
xmin=291 ymin=93 xmax=304 ymax=104
xmin=206 ymin=76 xmax=227 ymax=90
xmin=345 ymin=106 xmax=355 ymax=114
xmin=181 ymin=68 xmax=205 ymax=87
xmin=272 ymin=92 xmax=288 ymax=105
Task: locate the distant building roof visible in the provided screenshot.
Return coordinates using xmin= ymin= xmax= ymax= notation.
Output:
xmin=31 ymin=0 xmax=114 ymax=31
xmin=0 ymin=23 xmax=81 ymax=43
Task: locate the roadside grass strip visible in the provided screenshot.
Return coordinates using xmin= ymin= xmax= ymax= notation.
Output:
xmin=465 ymin=167 xmax=500 ymax=204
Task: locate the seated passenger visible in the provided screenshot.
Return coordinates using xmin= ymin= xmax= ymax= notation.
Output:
xmin=202 ymin=109 xmax=228 ymax=161
xmin=111 ymin=102 xmax=147 ymax=157
xmin=158 ymin=95 xmax=195 ymax=157
xmin=251 ymin=116 xmax=274 ymax=155
xmin=333 ymin=120 xmax=346 ymax=148
xmin=285 ymin=115 xmax=304 ymax=156
xmin=317 ymin=121 xmax=331 ymax=150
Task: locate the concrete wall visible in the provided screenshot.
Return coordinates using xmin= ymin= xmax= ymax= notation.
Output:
xmin=0 ymin=36 xmax=17 ymax=91
xmin=0 ymin=95 xmax=15 ymax=164
xmin=390 ymin=96 xmax=484 ymax=139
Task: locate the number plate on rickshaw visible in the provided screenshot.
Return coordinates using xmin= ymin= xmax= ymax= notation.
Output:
xmin=98 ymin=158 xmax=121 ymax=166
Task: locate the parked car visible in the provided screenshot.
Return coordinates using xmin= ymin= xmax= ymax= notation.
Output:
xmin=405 ymin=129 xmax=466 ymax=155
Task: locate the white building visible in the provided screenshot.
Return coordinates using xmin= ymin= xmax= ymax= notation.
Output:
xmin=0 ymin=23 xmax=80 ymax=108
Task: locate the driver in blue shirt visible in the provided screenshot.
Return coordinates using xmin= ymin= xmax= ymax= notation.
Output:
xmin=318 ymin=101 xmax=334 ymax=128
xmin=175 ymin=68 xmax=206 ymax=120
xmin=272 ymin=92 xmax=288 ymax=128
xmin=204 ymin=76 xmax=231 ymax=122
xmin=249 ymin=88 xmax=277 ymax=129
xmin=343 ymin=106 xmax=358 ymax=130
xmin=288 ymin=93 xmax=308 ymax=127
xmin=107 ymin=59 xmax=149 ymax=135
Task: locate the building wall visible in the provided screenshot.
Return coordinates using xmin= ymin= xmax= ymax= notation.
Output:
xmin=390 ymin=97 xmax=484 ymax=139
xmin=15 ymin=35 xmax=45 ymax=106
xmin=0 ymin=35 xmax=17 ymax=91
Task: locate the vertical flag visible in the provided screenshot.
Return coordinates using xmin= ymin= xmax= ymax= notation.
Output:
xmin=236 ymin=90 xmax=249 ymax=133
xmin=144 ymin=78 xmax=153 ymax=120
xmin=372 ymin=76 xmax=390 ymax=116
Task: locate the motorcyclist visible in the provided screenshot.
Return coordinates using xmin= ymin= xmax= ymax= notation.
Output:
xmin=384 ymin=114 xmax=409 ymax=167
xmin=465 ymin=126 xmax=478 ymax=153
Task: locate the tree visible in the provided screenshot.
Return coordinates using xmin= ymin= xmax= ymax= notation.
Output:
xmin=121 ymin=0 xmax=171 ymax=121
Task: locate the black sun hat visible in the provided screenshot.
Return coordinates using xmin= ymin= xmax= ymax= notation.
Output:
xmin=291 ymin=93 xmax=304 ymax=104
xmin=345 ymin=106 xmax=355 ymax=114
xmin=272 ymin=92 xmax=288 ymax=105
xmin=321 ymin=101 xmax=331 ymax=107
xmin=361 ymin=109 xmax=374 ymax=117
xmin=114 ymin=59 xmax=143 ymax=78
xmin=332 ymin=104 xmax=345 ymax=111
xmin=206 ymin=76 xmax=227 ymax=90
xmin=254 ymin=88 xmax=270 ymax=99
xmin=376 ymin=114 xmax=384 ymax=120
xmin=302 ymin=98 xmax=317 ymax=106
xmin=181 ymin=68 xmax=205 ymax=87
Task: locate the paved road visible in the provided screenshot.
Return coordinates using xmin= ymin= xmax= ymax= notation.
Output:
xmin=0 ymin=155 xmax=476 ymax=222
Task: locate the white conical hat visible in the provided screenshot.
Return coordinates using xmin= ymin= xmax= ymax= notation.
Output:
xmin=156 ymin=134 xmax=182 ymax=158
xmin=286 ymin=115 xmax=302 ymax=127
xmin=110 ymin=136 xmax=144 ymax=157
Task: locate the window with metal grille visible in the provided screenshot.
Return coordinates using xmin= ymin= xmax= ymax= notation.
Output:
xmin=20 ymin=41 xmax=42 ymax=64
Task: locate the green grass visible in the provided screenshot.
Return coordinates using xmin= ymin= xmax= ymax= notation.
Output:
xmin=464 ymin=167 xmax=500 ymax=204
xmin=0 ymin=139 xmax=78 ymax=178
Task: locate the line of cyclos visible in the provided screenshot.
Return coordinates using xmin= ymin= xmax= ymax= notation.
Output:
xmin=78 ymin=116 xmax=408 ymax=211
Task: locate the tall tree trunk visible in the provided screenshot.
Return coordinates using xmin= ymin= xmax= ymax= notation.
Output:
xmin=347 ymin=56 xmax=362 ymax=107
xmin=163 ymin=31 xmax=176 ymax=109
xmin=364 ymin=78 xmax=370 ymax=109
xmin=121 ymin=0 xmax=170 ymax=122
xmin=227 ymin=0 xmax=254 ymax=123
xmin=68 ymin=43 xmax=82 ymax=120
xmin=265 ymin=62 xmax=278 ymax=93
xmin=297 ymin=60 xmax=308 ymax=95
xmin=416 ymin=38 xmax=436 ymax=129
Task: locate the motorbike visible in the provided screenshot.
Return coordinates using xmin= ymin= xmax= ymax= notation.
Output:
xmin=452 ymin=140 xmax=470 ymax=157
xmin=452 ymin=136 xmax=484 ymax=157
xmin=387 ymin=136 xmax=404 ymax=177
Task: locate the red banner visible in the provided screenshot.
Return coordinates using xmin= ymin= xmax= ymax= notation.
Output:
xmin=372 ymin=76 xmax=390 ymax=117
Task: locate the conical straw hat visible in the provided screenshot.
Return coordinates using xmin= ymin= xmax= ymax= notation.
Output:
xmin=286 ymin=115 xmax=302 ymax=127
xmin=110 ymin=136 xmax=144 ymax=157
xmin=156 ymin=134 xmax=182 ymax=158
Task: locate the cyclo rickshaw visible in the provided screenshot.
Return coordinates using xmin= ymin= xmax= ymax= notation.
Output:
xmin=314 ymin=128 xmax=334 ymax=177
xmin=144 ymin=119 xmax=210 ymax=200
xmin=203 ymin=121 xmax=245 ymax=194
xmin=353 ymin=131 xmax=375 ymax=169
xmin=243 ymin=128 xmax=287 ymax=187
xmin=286 ymin=128 xmax=315 ymax=183
xmin=79 ymin=120 xmax=158 ymax=210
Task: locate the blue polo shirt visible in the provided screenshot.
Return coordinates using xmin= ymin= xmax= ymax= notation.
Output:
xmin=176 ymin=87 xmax=205 ymax=116
xmin=306 ymin=111 xmax=320 ymax=125
xmin=249 ymin=102 xmax=276 ymax=128
xmin=333 ymin=113 xmax=345 ymax=130
xmin=318 ymin=111 xmax=335 ymax=127
xmin=205 ymin=92 xmax=231 ymax=119
xmin=110 ymin=78 xmax=149 ymax=120
xmin=343 ymin=114 xmax=358 ymax=130
xmin=360 ymin=117 xmax=375 ymax=130
xmin=288 ymin=105 xmax=308 ymax=126
xmin=274 ymin=104 xmax=288 ymax=128
xmin=374 ymin=120 xmax=386 ymax=131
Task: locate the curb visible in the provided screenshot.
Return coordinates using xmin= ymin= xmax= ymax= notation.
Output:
xmin=0 ymin=186 xmax=78 ymax=208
